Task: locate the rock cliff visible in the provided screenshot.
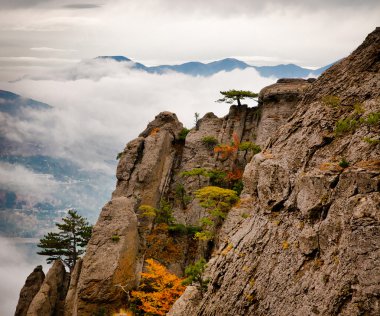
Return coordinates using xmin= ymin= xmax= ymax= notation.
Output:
xmin=16 ymin=28 xmax=379 ymax=316
xmin=169 ymin=27 xmax=380 ymax=316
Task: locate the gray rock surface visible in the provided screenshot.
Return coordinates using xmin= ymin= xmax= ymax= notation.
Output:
xmin=26 ymin=260 xmax=68 ymax=316
xmin=169 ymin=27 xmax=380 ymax=316
xmin=15 ymin=265 xmax=45 ymax=316
xmin=75 ymin=197 xmax=139 ymax=315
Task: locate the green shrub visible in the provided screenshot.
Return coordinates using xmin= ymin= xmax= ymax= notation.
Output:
xmin=206 ymin=169 xmax=228 ymax=187
xmin=363 ymin=137 xmax=380 ymax=145
xmin=338 ymin=158 xmax=349 ymax=168
xmin=334 ymin=117 xmax=359 ymax=136
xmin=183 ymin=258 xmax=209 ymax=293
xmin=238 ymin=142 xmax=261 ymax=154
xmin=353 ymin=102 xmax=365 ymax=114
xmin=322 ymin=95 xmax=341 ymax=107
xmin=232 ymin=179 xmax=244 ymax=195
xmin=139 ymin=199 xmax=175 ymax=225
xmin=111 ymin=234 xmax=120 ymax=242
xmin=175 ymin=183 xmax=191 ymax=209
xmin=180 ymin=168 xmax=208 ymax=187
xmin=168 ymin=224 xmax=202 ymax=236
xmin=194 ymin=186 xmax=239 ymax=241
xmin=362 ymin=112 xmax=380 ymax=126
xmin=201 ymin=136 xmax=218 ymax=148
xmin=178 ymin=128 xmax=190 ymax=141
xmin=116 ymin=151 xmax=124 ymax=160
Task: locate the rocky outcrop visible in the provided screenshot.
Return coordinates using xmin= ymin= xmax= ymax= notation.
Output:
xmin=256 ymin=78 xmax=312 ymax=145
xmin=63 ymin=259 xmax=82 ymax=316
xmin=169 ymin=28 xmax=380 ymax=316
xmin=26 ymin=260 xmax=69 ymax=316
xmin=15 ymin=265 xmax=45 ymax=316
xmin=75 ymin=197 xmax=138 ymax=315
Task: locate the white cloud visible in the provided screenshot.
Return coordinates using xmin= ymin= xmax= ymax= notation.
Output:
xmin=0 ymin=162 xmax=59 ymax=201
xmin=1 ymin=60 xmax=274 ymax=173
xmin=0 ymin=236 xmax=49 ymax=316
xmin=30 ymin=47 xmax=77 ymax=52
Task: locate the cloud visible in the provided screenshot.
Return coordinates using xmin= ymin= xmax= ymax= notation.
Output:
xmin=0 ymin=236 xmax=49 ymax=316
xmin=2 ymin=60 xmax=273 ymax=170
xmin=63 ymin=3 xmax=101 ymax=9
xmin=30 ymin=47 xmax=77 ymax=52
xmin=0 ymin=162 xmax=59 ymax=201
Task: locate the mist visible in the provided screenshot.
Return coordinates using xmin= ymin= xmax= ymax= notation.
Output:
xmin=2 ymin=59 xmax=274 ymax=172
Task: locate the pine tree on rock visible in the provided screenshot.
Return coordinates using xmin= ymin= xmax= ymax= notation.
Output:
xmin=216 ymin=89 xmax=258 ymax=106
xmin=37 ymin=210 xmax=92 ymax=272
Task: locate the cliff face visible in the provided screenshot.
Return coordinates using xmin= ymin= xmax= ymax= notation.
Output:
xmin=169 ymin=28 xmax=380 ymax=316
xmin=69 ymin=77 xmax=309 ymax=315
xmin=16 ymin=28 xmax=379 ymax=316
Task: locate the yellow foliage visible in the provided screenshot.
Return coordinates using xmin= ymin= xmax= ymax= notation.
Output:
xmin=282 ymin=241 xmax=290 ymax=250
xmin=131 ymin=259 xmax=185 ymax=316
xmin=113 ymin=309 xmax=134 ymax=316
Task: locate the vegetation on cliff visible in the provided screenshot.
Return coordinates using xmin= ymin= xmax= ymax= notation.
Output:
xmin=37 ymin=210 xmax=92 ymax=271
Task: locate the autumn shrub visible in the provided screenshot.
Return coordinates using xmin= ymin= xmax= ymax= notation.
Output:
xmin=322 ymin=95 xmax=341 ymax=107
xmin=214 ymin=133 xmax=240 ymax=160
xmin=145 ymin=224 xmax=182 ymax=263
xmin=131 ymin=259 xmax=185 ymax=316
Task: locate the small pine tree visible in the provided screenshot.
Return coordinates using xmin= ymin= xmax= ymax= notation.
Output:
xmin=183 ymin=258 xmax=209 ymax=294
xmin=37 ymin=210 xmax=92 ymax=272
xmin=216 ymin=90 xmax=258 ymax=106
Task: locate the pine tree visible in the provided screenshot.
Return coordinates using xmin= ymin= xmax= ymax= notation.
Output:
xmin=37 ymin=210 xmax=92 ymax=272
xmin=216 ymin=89 xmax=258 ymax=106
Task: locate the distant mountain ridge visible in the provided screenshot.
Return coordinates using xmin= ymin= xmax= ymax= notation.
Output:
xmin=0 ymin=90 xmax=51 ymax=115
xmin=97 ymin=56 xmax=334 ymax=78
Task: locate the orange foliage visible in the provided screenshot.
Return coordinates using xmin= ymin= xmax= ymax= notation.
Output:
xmin=149 ymin=127 xmax=160 ymax=136
xmin=214 ymin=133 xmax=240 ymax=159
xmin=227 ymin=168 xmax=243 ymax=181
xmin=145 ymin=224 xmax=182 ymax=264
xmin=131 ymin=259 xmax=185 ymax=316
xmin=113 ymin=309 xmax=134 ymax=316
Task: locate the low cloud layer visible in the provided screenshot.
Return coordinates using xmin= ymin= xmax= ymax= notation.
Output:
xmin=2 ymin=59 xmax=274 ymax=172
xmin=0 ymin=162 xmax=58 ymax=202
xmin=0 ymin=236 xmax=49 ymax=315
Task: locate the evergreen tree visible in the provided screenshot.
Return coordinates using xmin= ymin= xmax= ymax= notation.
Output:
xmin=37 ymin=210 xmax=92 ymax=272
xmin=216 ymin=89 xmax=258 ymax=106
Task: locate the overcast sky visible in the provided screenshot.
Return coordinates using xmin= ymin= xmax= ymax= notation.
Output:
xmin=0 ymin=0 xmax=379 ymax=80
